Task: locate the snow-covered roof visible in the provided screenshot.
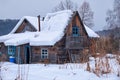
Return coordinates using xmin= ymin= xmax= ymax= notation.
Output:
xmin=30 ymin=10 xmax=73 ymax=46
xmin=84 ymin=25 xmax=100 ymax=38
xmin=0 ymin=10 xmax=99 ymax=46
xmin=30 ymin=31 xmax=63 ymax=46
xmin=0 ymin=10 xmax=72 ymax=46
xmin=0 ymin=34 xmax=13 ymax=43
xmin=43 ymin=10 xmax=72 ymax=31
xmin=3 ymin=31 xmax=64 ymax=46
xmin=4 ymin=32 xmax=36 ymax=46
xmin=10 ymin=16 xmax=45 ymax=33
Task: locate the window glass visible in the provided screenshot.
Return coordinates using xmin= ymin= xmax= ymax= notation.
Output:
xmin=41 ymin=49 xmax=48 ymax=59
xmin=72 ymin=26 xmax=79 ymax=36
xmin=8 ymin=46 xmax=16 ymax=56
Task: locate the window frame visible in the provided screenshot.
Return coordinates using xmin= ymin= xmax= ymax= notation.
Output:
xmin=8 ymin=46 xmax=16 ymax=56
xmin=72 ymin=26 xmax=79 ymax=37
xmin=41 ymin=48 xmax=48 ymax=59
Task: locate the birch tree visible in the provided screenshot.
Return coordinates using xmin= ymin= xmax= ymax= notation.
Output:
xmin=106 ymin=10 xmax=116 ymax=29
xmin=114 ymin=0 xmax=120 ymax=27
xmin=78 ymin=1 xmax=94 ymax=28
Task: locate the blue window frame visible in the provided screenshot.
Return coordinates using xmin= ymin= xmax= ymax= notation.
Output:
xmin=72 ymin=26 xmax=79 ymax=36
xmin=8 ymin=46 xmax=16 ymax=56
xmin=0 ymin=52 xmax=2 ymax=56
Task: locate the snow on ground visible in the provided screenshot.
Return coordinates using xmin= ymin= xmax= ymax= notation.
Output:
xmin=0 ymin=54 xmax=120 ymax=80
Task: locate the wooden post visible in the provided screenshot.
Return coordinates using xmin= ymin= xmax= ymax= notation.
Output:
xmin=37 ymin=15 xmax=40 ymax=31
xmin=17 ymin=46 xmax=20 ymax=64
xmin=17 ymin=46 xmax=21 ymax=79
xmin=29 ymin=46 xmax=32 ymax=64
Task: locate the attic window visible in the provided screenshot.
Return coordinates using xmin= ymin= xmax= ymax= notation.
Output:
xmin=72 ymin=26 xmax=79 ymax=37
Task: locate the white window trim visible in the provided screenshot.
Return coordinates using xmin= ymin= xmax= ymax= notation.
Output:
xmin=41 ymin=48 xmax=48 ymax=59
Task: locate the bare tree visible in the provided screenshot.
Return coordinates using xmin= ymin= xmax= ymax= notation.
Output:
xmin=105 ymin=9 xmax=116 ymax=29
xmin=78 ymin=1 xmax=94 ymax=28
xmin=53 ymin=1 xmax=94 ymax=28
xmin=52 ymin=0 xmax=77 ymax=12
xmin=106 ymin=0 xmax=120 ymax=29
xmin=114 ymin=0 xmax=120 ymax=27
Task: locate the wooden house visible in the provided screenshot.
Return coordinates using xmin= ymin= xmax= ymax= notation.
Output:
xmin=0 ymin=10 xmax=99 ymax=64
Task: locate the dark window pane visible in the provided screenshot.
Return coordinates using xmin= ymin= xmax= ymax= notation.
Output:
xmin=72 ymin=26 xmax=79 ymax=36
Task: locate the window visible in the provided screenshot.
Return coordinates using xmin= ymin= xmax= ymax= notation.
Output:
xmin=72 ymin=26 xmax=79 ymax=36
xmin=41 ymin=49 xmax=48 ymax=59
xmin=8 ymin=46 xmax=16 ymax=56
xmin=0 ymin=52 xmax=2 ymax=56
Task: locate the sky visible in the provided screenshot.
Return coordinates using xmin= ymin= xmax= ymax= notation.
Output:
xmin=0 ymin=0 xmax=114 ymax=31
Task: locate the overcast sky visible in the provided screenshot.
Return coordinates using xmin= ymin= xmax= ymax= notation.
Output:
xmin=0 ymin=0 xmax=114 ymax=31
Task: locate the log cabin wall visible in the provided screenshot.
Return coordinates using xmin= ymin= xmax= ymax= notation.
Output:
xmin=31 ymin=46 xmax=41 ymax=63
xmin=54 ymin=36 xmax=67 ymax=63
xmin=19 ymin=45 xmax=26 ymax=63
xmin=66 ymin=12 xmax=89 ymax=50
xmin=0 ymin=43 xmax=8 ymax=61
xmin=31 ymin=46 xmax=58 ymax=64
xmin=89 ymin=38 xmax=100 ymax=56
xmin=66 ymin=13 xmax=88 ymax=37
xmin=48 ymin=12 xmax=90 ymax=63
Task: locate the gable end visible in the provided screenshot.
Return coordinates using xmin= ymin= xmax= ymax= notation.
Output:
xmin=15 ymin=19 xmax=37 ymax=33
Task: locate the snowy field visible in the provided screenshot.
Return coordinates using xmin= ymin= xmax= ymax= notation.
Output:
xmin=0 ymin=54 xmax=120 ymax=80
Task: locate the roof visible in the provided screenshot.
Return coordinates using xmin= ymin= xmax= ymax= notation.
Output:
xmin=30 ymin=31 xmax=63 ymax=46
xmin=1 ymin=31 xmax=64 ymax=46
xmin=30 ymin=10 xmax=73 ymax=46
xmin=0 ymin=10 xmax=99 ymax=46
xmin=10 ymin=16 xmax=45 ymax=33
xmin=84 ymin=25 xmax=100 ymax=38
xmin=4 ymin=32 xmax=36 ymax=46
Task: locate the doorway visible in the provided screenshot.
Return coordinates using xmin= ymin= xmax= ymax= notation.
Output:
xmin=25 ymin=45 xmax=30 ymax=64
